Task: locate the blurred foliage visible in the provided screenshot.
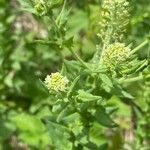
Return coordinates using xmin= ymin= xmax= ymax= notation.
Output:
xmin=0 ymin=0 xmax=150 ymax=149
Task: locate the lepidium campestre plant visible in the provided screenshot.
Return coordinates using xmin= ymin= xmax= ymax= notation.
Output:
xmin=34 ymin=0 xmax=150 ymax=149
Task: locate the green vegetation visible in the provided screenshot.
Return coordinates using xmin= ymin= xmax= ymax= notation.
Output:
xmin=0 ymin=0 xmax=150 ymax=149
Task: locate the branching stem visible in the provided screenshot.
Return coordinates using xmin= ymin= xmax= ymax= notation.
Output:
xmin=69 ymin=48 xmax=92 ymax=71
xmin=119 ymin=74 xmax=150 ymax=84
xmin=130 ymin=40 xmax=149 ymax=55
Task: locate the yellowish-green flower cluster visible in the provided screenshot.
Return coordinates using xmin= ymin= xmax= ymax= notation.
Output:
xmin=98 ymin=0 xmax=129 ymax=41
xmin=100 ymin=43 xmax=131 ymax=72
xmin=34 ymin=0 xmax=47 ymax=15
xmin=44 ymin=72 xmax=69 ymax=92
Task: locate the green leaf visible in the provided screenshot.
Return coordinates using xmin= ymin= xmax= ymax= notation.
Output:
xmin=61 ymin=112 xmax=80 ymax=124
xmin=38 ymin=79 xmax=49 ymax=95
xmin=77 ymin=90 xmax=102 ymax=102
xmin=99 ymin=74 xmax=113 ymax=92
xmin=56 ymin=104 xmax=71 ymax=123
xmin=11 ymin=113 xmax=49 ymax=147
xmin=64 ymin=60 xmax=82 ymax=74
xmin=4 ymin=73 xmax=13 ymax=88
xmin=18 ymin=0 xmax=36 ymax=14
xmin=94 ymin=107 xmax=118 ymax=128
xmin=99 ymin=74 xmax=113 ymax=88
xmin=43 ymin=116 xmax=72 ymax=150
xmin=56 ymin=8 xmax=71 ymax=29
xmin=98 ymin=143 xmax=108 ymax=150
xmin=106 ymin=106 xmax=118 ymax=115
xmin=62 ymin=113 xmax=83 ymax=136
xmin=18 ymin=0 xmax=33 ymax=8
xmin=121 ymin=90 xmax=134 ymax=99
xmin=64 ymin=36 xmax=74 ymax=49
xmin=67 ymin=75 xmax=80 ymax=98
xmin=48 ymin=0 xmax=64 ymax=9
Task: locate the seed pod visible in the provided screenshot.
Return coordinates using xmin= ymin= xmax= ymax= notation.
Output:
xmin=99 ymin=0 xmax=129 ymax=41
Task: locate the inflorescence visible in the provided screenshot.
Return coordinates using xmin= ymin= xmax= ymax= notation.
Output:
xmin=98 ymin=0 xmax=129 ymax=41
xmin=100 ymin=42 xmax=131 ymax=72
xmin=44 ymin=72 xmax=69 ymax=92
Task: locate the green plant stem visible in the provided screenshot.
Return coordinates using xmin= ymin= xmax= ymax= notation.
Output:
xmin=33 ymin=40 xmax=55 ymax=44
xmin=130 ymin=40 xmax=149 ymax=55
xmin=56 ymin=0 xmax=67 ymax=25
xmin=70 ymin=48 xmax=105 ymax=73
xmin=69 ymin=48 xmax=92 ymax=71
xmin=119 ymin=74 xmax=150 ymax=84
xmin=135 ymin=60 xmax=148 ymax=72
xmin=102 ymin=28 xmax=113 ymax=51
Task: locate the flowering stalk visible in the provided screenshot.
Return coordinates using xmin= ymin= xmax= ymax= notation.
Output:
xmin=98 ymin=0 xmax=130 ymax=44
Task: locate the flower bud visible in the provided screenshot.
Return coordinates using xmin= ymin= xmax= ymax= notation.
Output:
xmin=34 ymin=0 xmax=47 ymax=16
